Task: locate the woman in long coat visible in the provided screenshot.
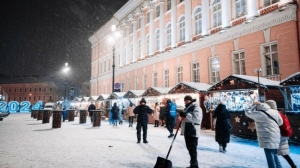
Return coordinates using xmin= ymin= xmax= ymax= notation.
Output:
xmin=153 ymin=102 xmax=160 ymax=127
xmin=213 ymin=100 xmax=231 ymax=153
xmin=127 ymin=102 xmax=135 ymax=127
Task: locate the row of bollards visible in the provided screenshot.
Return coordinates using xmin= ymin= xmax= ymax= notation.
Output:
xmin=31 ymin=110 xmax=104 ymax=129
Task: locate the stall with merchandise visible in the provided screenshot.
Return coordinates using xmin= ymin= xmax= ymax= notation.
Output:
xmin=207 ymin=74 xmax=282 ymax=139
xmin=279 ymin=72 xmax=300 ymax=142
xmin=123 ymin=90 xmax=145 ymax=120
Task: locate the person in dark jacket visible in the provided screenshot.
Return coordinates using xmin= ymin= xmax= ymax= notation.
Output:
xmin=133 ymin=98 xmax=153 ymax=143
xmin=62 ymin=106 xmax=67 ymax=122
xmin=213 ymin=100 xmax=231 ymax=153
xmin=165 ymin=99 xmax=177 ymax=138
xmin=159 ymin=102 xmax=166 ymax=126
xmin=88 ymin=102 xmax=96 ymax=123
xmin=179 ymin=95 xmax=202 ymax=168
xmin=111 ymin=102 xmax=119 ymax=127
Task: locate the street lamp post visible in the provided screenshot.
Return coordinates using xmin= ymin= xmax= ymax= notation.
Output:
xmin=254 ymin=68 xmax=262 ymax=102
xmin=109 ymin=24 xmax=119 ymax=93
xmin=63 ymin=63 xmax=70 ymax=102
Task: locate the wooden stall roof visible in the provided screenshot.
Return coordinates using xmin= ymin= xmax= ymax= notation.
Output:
xmin=90 ymin=96 xmax=99 ymax=101
xmin=107 ymin=92 xmax=126 ymax=99
xmin=82 ymin=97 xmax=91 ymax=102
xmin=168 ymin=82 xmax=212 ymax=94
xmin=97 ymin=94 xmax=110 ymax=100
xmin=124 ymin=90 xmax=145 ymax=98
xmin=208 ymin=75 xmax=280 ymax=91
xmin=280 ymin=71 xmax=300 ymax=86
xmin=142 ymin=87 xmax=172 ymax=96
xmin=75 ymin=97 xmax=83 ymax=102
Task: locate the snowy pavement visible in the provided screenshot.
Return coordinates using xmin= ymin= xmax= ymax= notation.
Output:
xmin=0 ymin=113 xmax=299 ymax=168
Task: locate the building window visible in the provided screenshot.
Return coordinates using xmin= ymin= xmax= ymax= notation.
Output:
xmin=232 ymin=51 xmax=246 ymax=75
xmin=147 ymin=12 xmax=150 ymax=23
xmin=138 ymin=18 xmax=141 ymax=29
xmin=108 ymin=60 xmax=111 ymax=71
xmin=156 ymin=30 xmax=160 ymax=50
xmin=138 ymin=40 xmax=141 ymax=58
xmin=24 ymin=97 xmax=26 ymax=101
xmin=194 ymin=8 xmax=202 ymax=35
xmin=264 ymin=0 xmax=279 ymax=7
xmin=166 ymin=24 xmax=171 ymax=46
xmin=29 ymin=97 xmax=31 ymax=101
xmin=210 ymin=57 xmax=220 ymax=83
xmin=19 ymin=97 xmax=21 ymax=101
xmin=39 ymin=96 xmax=41 ymax=100
xmin=167 ymin=0 xmax=171 ymax=11
xmin=50 ymin=88 xmax=52 ymax=92
xmin=44 ymin=88 xmax=46 ymax=92
xmin=20 ymin=88 xmax=22 ymax=92
xmin=43 ymin=96 xmax=45 ymax=100
xmin=156 ymin=5 xmax=160 ymax=18
xmin=49 ymin=96 xmax=52 ymax=101
xmin=179 ymin=17 xmax=185 ymax=41
xmin=164 ymin=69 xmax=169 ymax=87
xmin=87 ymin=86 xmax=90 ymax=90
xmin=14 ymin=97 xmax=16 ymax=101
xmin=34 ymin=96 xmax=36 ymax=101
xmin=104 ymin=61 xmax=106 ymax=72
xmin=34 ymin=88 xmax=36 ymax=92
xmin=191 ymin=62 xmax=200 ymax=82
xmin=262 ymin=43 xmax=279 ymax=75
xmin=25 ymin=88 xmax=27 ymax=92
xmin=213 ymin=0 xmax=222 ymax=27
xmin=14 ymin=89 xmax=16 ymax=92
xmin=235 ymin=0 xmax=246 ymax=18
xmin=177 ymin=66 xmax=183 ymax=83
xmin=153 ymin=72 xmax=157 ymax=87
xmin=146 ymin=35 xmax=150 ymax=55
xmin=144 ymin=75 xmax=147 ymax=90
xmin=135 ymin=76 xmax=138 ymax=89
xmin=39 ymin=88 xmax=41 ymax=92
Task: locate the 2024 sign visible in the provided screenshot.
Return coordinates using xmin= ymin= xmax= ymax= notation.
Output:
xmin=0 ymin=101 xmax=43 ymax=113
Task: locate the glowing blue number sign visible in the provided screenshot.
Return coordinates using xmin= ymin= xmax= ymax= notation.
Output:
xmin=0 ymin=101 xmax=7 ymax=112
xmin=8 ymin=101 xmax=19 ymax=113
xmin=32 ymin=101 xmax=42 ymax=110
xmin=20 ymin=101 xmax=31 ymax=112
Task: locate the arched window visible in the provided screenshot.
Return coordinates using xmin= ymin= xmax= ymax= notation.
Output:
xmin=212 ymin=0 xmax=221 ymax=27
xmin=179 ymin=17 xmax=185 ymax=41
xmin=146 ymin=35 xmax=150 ymax=55
xmin=166 ymin=24 xmax=171 ymax=46
xmin=194 ymin=8 xmax=202 ymax=35
xmin=156 ymin=30 xmax=160 ymax=50
xmin=264 ymin=0 xmax=279 ymax=7
xmin=235 ymin=0 xmax=246 ymax=18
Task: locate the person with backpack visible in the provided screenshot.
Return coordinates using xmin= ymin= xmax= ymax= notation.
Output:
xmin=165 ymin=99 xmax=177 ymax=138
xmin=265 ymin=100 xmax=297 ymax=168
xmin=245 ymin=101 xmax=283 ymax=168
xmin=133 ymin=98 xmax=153 ymax=143
xmin=111 ymin=102 xmax=119 ymax=127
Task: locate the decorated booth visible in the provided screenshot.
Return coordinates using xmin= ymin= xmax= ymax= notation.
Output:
xmin=97 ymin=94 xmax=110 ymax=119
xmin=168 ymin=82 xmax=212 ymax=129
xmin=207 ymin=74 xmax=282 ymax=139
xmin=280 ymin=72 xmax=300 ymax=142
xmin=123 ymin=90 xmax=145 ymax=120
xmin=107 ymin=92 xmax=128 ymax=121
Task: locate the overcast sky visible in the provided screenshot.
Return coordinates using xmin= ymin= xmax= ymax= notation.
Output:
xmin=0 ymin=0 xmax=128 ymax=86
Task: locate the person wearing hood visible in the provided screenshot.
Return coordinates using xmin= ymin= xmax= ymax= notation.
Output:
xmin=213 ymin=100 xmax=231 ymax=153
xmin=133 ymin=98 xmax=153 ymax=143
xmin=127 ymin=102 xmax=135 ymax=127
xmin=265 ymin=100 xmax=297 ymax=168
xmin=245 ymin=101 xmax=283 ymax=168
xmin=179 ymin=95 xmax=202 ymax=168
xmin=111 ymin=102 xmax=120 ymax=127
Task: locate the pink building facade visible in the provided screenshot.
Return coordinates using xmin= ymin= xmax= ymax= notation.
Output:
xmin=89 ymin=0 xmax=299 ymax=96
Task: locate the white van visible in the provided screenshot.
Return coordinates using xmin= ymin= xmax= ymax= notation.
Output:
xmin=44 ymin=102 xmax=57 ymax=110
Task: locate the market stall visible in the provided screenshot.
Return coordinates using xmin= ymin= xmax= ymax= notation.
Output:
xmin=168 ymin=82 xmax=212 ymax=129
xmin=97 ymin=94 xmax=110 ymax=118
xmin=279 ymin=71 xmax=300 ymax=142
xmin=107 ymin=92 xmax=128 ymax=122
xmin=123 ymin=90 xmax=145 ymax=120
xmin=207 ymin=74 xmax=282 ymax=139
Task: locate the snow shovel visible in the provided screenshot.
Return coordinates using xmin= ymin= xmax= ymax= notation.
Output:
xmin=154 ymin=117 xmax=184 ymax=168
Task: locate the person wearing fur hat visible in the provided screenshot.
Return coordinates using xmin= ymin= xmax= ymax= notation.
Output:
xmin=133 ymin=98 xmax=153 ymax=143
xmin=245 ymin=101 xmax=283 ymax=168
xmin=179 ymin=95 xmax=202 ymax=168
xmin=265 ymin=100 xmax=297 ymax=168
xmin=213 ymin=100 xmax=231 ymax=153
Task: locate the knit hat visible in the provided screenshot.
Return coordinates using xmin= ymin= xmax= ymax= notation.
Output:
xmin=265 ymin=100 xmax=277 ymax=110
xmin=140 ymin=98 xmax=146 ymax=104
xmin=184 ymin=95 xmax=193 ymax=101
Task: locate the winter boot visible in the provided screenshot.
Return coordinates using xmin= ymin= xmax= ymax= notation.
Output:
xmin=219 ymin=146 xmax=223 ymax=152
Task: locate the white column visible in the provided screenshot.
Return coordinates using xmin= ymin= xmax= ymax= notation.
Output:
xmin=125 ymin=25 xmax=130 ymax=64
xmin=185 ymin=0 xmax=191 ymax=42
xmin=149 ymin=5 xmax=154 ymax=56
xmin=202 ymin=0 xmax=209 ymax=36
xmin=159 ymin=1 xmax=165 ymax=52
xmin=132 ymin=18 xmax=137 ymax=62
xmin=140 ymin=10 xmax=145 ymax=59
xmin=247 ymin=0 xmax=258 ymax=19
xmin=119 ymin=28 xmax=124 ymax=67
xmin=171 ymin=0 xmax=177 ymax=48
xmin=221 ymin=0 xmax=230 ymax=28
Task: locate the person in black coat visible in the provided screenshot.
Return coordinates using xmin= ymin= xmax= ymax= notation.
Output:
xmin=213 ymin=100 xmax=231 ymax=153
xmin=133 ymin=98 xmax=153 ymax=143
xmin=159 ymin=102 xmax=166 ymax=126
xmin=88 ymin=102 xmax=96 ymax=123
xmin=111 ymin=102 xmax=119 ymax=127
